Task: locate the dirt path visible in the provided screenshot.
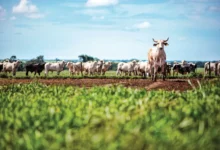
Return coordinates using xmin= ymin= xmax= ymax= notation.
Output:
xmin=0 ymin=78 xmax=200 ymax=91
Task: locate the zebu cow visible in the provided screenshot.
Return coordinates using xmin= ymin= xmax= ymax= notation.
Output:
xmin=66 ymin=62 xmax=84 ymax=76
xmin=173 ymin=62 xmax=197 ymax=76
xmin=217 ymin=63 xmax=220 ymax=76
xmin=135 ymin=61 xmax=151 ymax=77
xmin=116 ymin=60 xmax=137 ymax=76
xmin=204 ymin=62 xmax=219 ymax=76
xmin=148 ymin=38 xmax=169 ymax=81
xmin=166 ymin=63 xmax=171 ymax=76
xmin=83 ymin=61 xmax=98 ymax=75
xmin=2 ymin=60 xmax=21 ymax=76
xmin=66 ymin=62 xmax=75 ymax=75
xmin=25 ymin=63 xmax=45 ymax=76
xmin=45 ymin=61 xmax=66 ymax=76
xmin=101 ymin=61 xmax=112 ymax=75
xmin=0 ymin=63 xmax=3 ymax=72
xmin=96 ymin=60 xmax=104 ymax=75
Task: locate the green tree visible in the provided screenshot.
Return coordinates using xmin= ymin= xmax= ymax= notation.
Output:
xmin=78 ymin=54 xmax=98 ymax=62
xmin=10 ymin=55 xmax=17 ymax=62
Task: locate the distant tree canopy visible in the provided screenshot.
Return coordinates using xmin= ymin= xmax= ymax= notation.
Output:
xmin=10 ymin=55 xmax=17 ymax=62
xmin=26 ymin=55 xmax=45 ymax=65
xmin=78 ymin=54 xmax=99 ymax=62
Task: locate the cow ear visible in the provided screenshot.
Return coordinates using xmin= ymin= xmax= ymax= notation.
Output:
xmin=153 ymin=43 xmax=157 ymax=46
xmin=164 ymin=43 xmax=169 ymax=46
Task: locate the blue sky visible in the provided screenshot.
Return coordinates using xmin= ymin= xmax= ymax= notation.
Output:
xmin=0 ymin=0 xmax=220 ymax=60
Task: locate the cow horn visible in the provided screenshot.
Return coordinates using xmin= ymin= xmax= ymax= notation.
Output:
xmin=164 ymin=37 xmax=169 ymax=42
xmin=152 ymin=38 xmax=157 ymax=42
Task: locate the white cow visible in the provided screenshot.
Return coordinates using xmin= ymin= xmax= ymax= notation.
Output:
xmin=204 ymin=62 xmax=219 ymax=76
xmin=66 ymin=62 xmax=75 ymax=75
xmin=2 ymin=60 xmax=21 ymax=76
xmin=148 ymin=38 xmax=169 ymax=81
xmin=45 ymin=61 xmax=66 ymax=76
xmin=137 ymin=61 xmax=151 ymax=77
xmin=116 ymin=61 xmax=137 ymax=76
xmin=101 ymin=61 xmax=112 ymax=75
xmin=218 ymin=63 xmax=220 ymax=76
xmin=116 ymin=62 xmax=124 ymax=75
xmin=83 ymin=61 xmax=98 ymax=75
xmin=96 ymin=60 xmax=104 ymax=75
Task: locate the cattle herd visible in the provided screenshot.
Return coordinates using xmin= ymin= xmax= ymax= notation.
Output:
xmin=0 ymin=38 xmax=219 ymax=81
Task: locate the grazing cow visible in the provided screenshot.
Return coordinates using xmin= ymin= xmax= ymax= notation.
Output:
xmin=45 ymin=61 xmax=66 ymax=76
xmin=204 ymin=62 xmax=219 ymax=76
xmin=116 ymin=60 xmax=137 ymax=76
xmin=25 ymin=63 xmax=45 ymax=76
xmin=0 ymin=63 xmax=3 ymax=72
xmin=148 ymin=38 xmax=169 ymax=81
xmin=101 ymin=61 xmax=112 ymax=75
xmin=2 ymin=60 xmax=21 ymax=76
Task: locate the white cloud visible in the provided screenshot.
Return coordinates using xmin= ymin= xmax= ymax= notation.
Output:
xmin=12 ymin=0 xmax=44 ymax=19
xmin=10 ymin=16 xmax=16 ymax=20
xmin=12 ymin=0 xmax=37 ymax=13
xmin=86 ymin=0 xmax=118 ymax=7
xmin=0 ymin=5 xmax=6 ymax=21
xmin=134 ymin=22 xmax=151 ymax=29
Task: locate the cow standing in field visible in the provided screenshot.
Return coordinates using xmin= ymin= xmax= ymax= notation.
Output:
xmin=83 ymin=61 xmax=98 ymax=75
xmin=101 ymin=61 xmax=112 ymax=75
xmin=173 ymin=62 xmax=197 ymax=76
xmin=218 ymin=63 xmax=220 ymax=76
xmin=2 ymin=60 xmax=21 ymax=76
xmin=25 ymin=63 xmax=45 ymax=76
xmin=166 ymin=63 xmax=171 ymax=76
xmin=45 ymin=61 xmax=66 ymax=76
xmin=96 ymin=60 xmax=104 ymax=75
xmin=204 ymin=62 xmax=219 ymax=76
xmin=66 ymin=62 xmax=75 ymax=75
xmin=135 ymin=61 xmax=151 ymax=78
xmin=148 ymin=38 xmax=169 ymax=81
xmin=116 ymin=61 xmax=137 ymax=76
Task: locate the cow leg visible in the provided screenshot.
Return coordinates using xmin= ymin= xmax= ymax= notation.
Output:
xmin=153 ymin=65 xmax=158 ymax=82
xmin=151 ymin=66 xmax=154 ymax=81
xmin=26 ymin=71 xmax=28 ymax=76
xmin=162 ymin=64 xmax=166 ymax=81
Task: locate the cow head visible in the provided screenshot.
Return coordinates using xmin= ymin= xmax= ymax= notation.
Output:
xmin=152 ymin=38 xmax=169 ymax=50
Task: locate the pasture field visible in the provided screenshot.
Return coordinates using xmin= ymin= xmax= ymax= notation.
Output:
xmin=0 ymin=68 xmax=213 ymax=79
xmin=0 ymin=78 xmax=220 ymax=149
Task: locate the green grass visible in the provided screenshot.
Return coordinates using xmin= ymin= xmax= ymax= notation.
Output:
xmin=0 ymin=79 xmax=220 ymax=149
xmin=1 ymin=68 xmax=217 ymax=79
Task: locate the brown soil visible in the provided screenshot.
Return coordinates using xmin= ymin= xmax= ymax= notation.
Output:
xmin=0 ymin=78 xmax=200 ymax=91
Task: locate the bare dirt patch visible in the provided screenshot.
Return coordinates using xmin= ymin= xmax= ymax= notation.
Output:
xmin=0 ymin=78 xmax=200 ymax=91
